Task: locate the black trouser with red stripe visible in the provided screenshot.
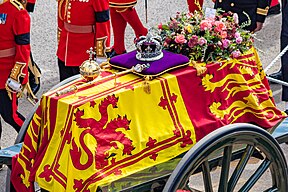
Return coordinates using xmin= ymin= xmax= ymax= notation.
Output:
xmin=0 ymin=89 xmax=25 ymax=139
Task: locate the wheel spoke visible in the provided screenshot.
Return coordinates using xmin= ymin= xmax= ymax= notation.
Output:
xmin=178 ymin=174 xmax=191 ymax=190
xmin=202 ymin=160 xmax=213 ymax=192
xmin=263 ymin=186 xmax=279 ymax=192
xmin=228 ymin=145 xmax=254 ymax=191
xmin=239 ymin=158 xmax=271 ymax=191
xmin=218 ymin=145 xmax=232 ymax=192
xmin=163 ymin=124 xmax=287 ymax=192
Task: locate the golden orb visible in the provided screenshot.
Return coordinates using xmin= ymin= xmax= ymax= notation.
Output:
xmin=79 ymin=59 xmax=101 ymax=81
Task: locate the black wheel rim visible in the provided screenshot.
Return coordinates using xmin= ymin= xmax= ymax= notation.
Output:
xmin=164 ymin=123 xmax=288 ymax=192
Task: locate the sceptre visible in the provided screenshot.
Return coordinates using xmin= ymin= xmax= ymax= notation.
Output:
xmin=55 ymin=63 xmax=150 ymax=96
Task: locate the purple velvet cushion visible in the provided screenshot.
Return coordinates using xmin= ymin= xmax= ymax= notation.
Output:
xmin=109 ymin=50 xmax=189 ymax=77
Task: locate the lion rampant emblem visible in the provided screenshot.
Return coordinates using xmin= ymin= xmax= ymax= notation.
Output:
xmin=70 ymin=94 xmax=134 ymax=170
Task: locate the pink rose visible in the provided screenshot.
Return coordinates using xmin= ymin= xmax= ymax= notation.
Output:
xmin=215 ymin=21 xmax=226 ymax=29
xmin=198 ymin=37 xmax=207 ymax=46
xmin=188 ymin=35 xmax=198 ymax=47
xmin=232 ymin=50 xmax=241 ymax=58
xmin=234 ymin=32 xmax=240 ymax=38
xmin=220 ymin=31 xmax=227 ymax=39
xmin=158 ymin=23 xmax=163 ymax=30
xmin=175 ymin=34 xmax=187 ymax=44
xmin=214 ymin=21 xmax=226 ymax=32
xmin=200 ymin=20 xmax=212 ymax=31
xmin=222 ymin=39 xmax=230 ymax=49
xmin=236 ymin=37 xmax=243 ymax=44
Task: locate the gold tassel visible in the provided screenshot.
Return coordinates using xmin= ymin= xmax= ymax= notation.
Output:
xmin=24 ymin=83 xmax=38 ymax=105
xmin=143 ymin=76 xmax=152 ymax=94
xmin=190 ymin=60 xmax=207 ymax=76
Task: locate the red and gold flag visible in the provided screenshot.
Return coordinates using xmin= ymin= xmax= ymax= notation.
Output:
xmin=11 ymin=48 xmax=285 ymax=191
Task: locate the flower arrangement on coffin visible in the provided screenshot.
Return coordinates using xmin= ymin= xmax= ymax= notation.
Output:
xmin=157 ymin=10 xmax=254 ymax=64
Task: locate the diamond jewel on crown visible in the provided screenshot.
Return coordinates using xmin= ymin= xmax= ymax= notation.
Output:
xmin=135 ymin=31 xmax=163 ymax=61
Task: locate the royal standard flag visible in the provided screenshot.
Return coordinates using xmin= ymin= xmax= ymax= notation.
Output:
xmin=11 ymin=48 xmax=285 ymax=191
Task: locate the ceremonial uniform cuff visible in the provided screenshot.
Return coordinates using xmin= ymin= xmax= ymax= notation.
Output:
xmin=95 ymin=37 xmax=108 ymax=58
xmin=10 ymin=62 xmax=26 ymax=83
xmin=256 ymin=6 xmax=269 ymax=23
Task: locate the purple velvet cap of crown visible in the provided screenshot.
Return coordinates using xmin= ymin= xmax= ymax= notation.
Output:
xmin=109 ymin=50 xmax=189 ymax=76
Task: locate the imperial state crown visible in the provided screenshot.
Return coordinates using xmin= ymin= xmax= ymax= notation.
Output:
xmin=135 ymin=31 xmax=163 ymax=61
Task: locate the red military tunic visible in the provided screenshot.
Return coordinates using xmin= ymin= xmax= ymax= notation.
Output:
xmin=109 ymin=0 xmax=136 ymax=8
xmin=57 ymin=0 xmax=110 ymax=66
xmin=0 ymin=0 xmax=30 ymax=89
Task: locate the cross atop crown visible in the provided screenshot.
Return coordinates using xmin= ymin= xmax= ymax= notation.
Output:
xmin=135 ymin=31 xmax=163 ymax=61
xmin=86 ymin=47 xmax=96 ymax=61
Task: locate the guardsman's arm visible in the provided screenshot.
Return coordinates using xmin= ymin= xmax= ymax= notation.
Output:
xmin=255 ymin=0 xmax=270 ymax=31
xmin=10 ymin=8 xmax=31 ymax=87
xmin=93 ymin=0 xmax=110 ymax=58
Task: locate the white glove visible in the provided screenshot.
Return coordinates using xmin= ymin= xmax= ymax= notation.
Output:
xmin=96 ymin=57 xmax=108 ymax=64
xmin=6 ymin=78 xmax=22 ymax=93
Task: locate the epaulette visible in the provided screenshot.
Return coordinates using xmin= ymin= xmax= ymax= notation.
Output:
xmin=10 ymin=0 xmax=24 ymax=10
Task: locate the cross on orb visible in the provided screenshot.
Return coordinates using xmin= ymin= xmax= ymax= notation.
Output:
xmin=86 ymin=47 xmax=96 ymax=61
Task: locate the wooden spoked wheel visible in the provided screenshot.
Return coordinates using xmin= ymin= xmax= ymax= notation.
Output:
xmin=164 ymin=123 xmax=288 ymax=192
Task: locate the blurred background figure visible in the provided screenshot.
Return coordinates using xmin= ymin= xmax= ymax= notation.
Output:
xmin=57 ymin=0 xmax=110 ymax=81
xmin=108 ymin=0 xmax=148 ymax=57
xmin=213 ymin=0 xmax=270 ymax=32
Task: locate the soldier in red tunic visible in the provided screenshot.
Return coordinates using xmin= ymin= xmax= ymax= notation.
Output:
xmin=0 ymin=0 xmax=30 ymax=137
xmin=57 ymin=0 xmax=110 ymax=81
xmin=109 ymin=0 xmax=148 ymax=57
xmin=187 ymin=0 xmax=203 ymax=13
